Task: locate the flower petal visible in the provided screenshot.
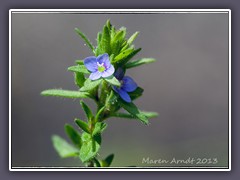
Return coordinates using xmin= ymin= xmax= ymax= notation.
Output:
xmin=84 ymin=56 xmax=98 ymax=72
xmin=114 ymin=67 xmax=125 ymax=80
xmin=97 ymin=53 xmax=111 ymax=68
xmin=113 ymin=87 xmax=131 ymax=103
xmin=89 ymin=71 xmax=102 ymax=80
xmin=102 ymin=65 xmax=115 ymax=78
xmin=121 ymin=76 xmax=138 ymax=92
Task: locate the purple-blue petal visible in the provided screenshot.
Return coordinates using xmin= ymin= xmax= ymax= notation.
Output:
xmin=114 ymin=67 xmax=125 ymax=80
xmin=114 ymin=88 xmax=131 ymax=103
xmin=121 ymin=76 xmax=138 ymax=92
xmin=97 ymin=53 xmax=111 ymax=68
xmin=84 ymin=56 xmax=98 ymax=72
xmin=89 ymin=71 xmax=102 ymax=80
xmin=102 ymin=65 xmax=115 ymax=78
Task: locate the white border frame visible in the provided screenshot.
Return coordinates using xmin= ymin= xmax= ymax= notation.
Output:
xmin=9 ymin=9 xmax=231 ymax=171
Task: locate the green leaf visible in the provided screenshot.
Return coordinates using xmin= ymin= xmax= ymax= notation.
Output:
xmin=74 ymin=72 xmax=85 ymax=87
xmin=111 ymin=111 xmax=158 ymax=119
xmin=93 ymin=133 xmax=102 ymax=145
xmin=111 ymin=28 xmax=126 ymax=45
xmin=52 ymin=135 xmax=78 ymax=158
xmin=80 ymin=78 xmax=102 ymax=92
xmin=100 ymin=24 xmax=111 ymax=54
xmin=75 ymin=118 xmax=91 ymax=134
xmin=80 ymin=101 xmax=93 ymax=120
xmin=75 ymin=28 xmax=95 ymax=53
xmin=75 ymin=60 xmax=84 ymax=65
xmin=93 ymin=158 xmax=101 ymax=167
xmin=121 ymin=41 xmax=128 ymax=51
xmin=141 ymin=111 xmax=159 ymax=118
xmin=105 ymin=90 xmax=121 ymax=112
xmin=64 ymin=124 xmax=81 ymax=148
xmin=111 ymin=112 xmax=135 ymax=119
xmin=128 ymin=87 xmax=144 ymax=100
xmin=109 ymin=54 xmax=115 ymax=62
xmin=95 ymin=32 xmax=102 ymax=56
xmin=95 ymin=106 xmax=105 ymax=122
xmin=98 ymin=160 xmax=108 ymax=167
xmin=113 ymin=48 xmax=134 ymax=62
xmin=97 ymin=154 xmax=114 ymax=167
xmin=68 ymin=65 xmax=90 ymax=74
xmin=110 ymin=26 xmax=116 ymax=39
xmin=113 ymin=48 xmax=142 ymax=66
xmin=79 ymin=132 xmax=101 ymax=163
xmin=111 ymin=40 xmax=121 ymax=57
xmin=92 ymin=122 xmax=107 ymax=136
xmin=104 ymin=154 xmax=114 ymax=167
xmin=119 ymin=100 xmax=149 ymax=125
xmin=41 ymin=89 xmax=91 ymax=98
xmin=104 ymin=75 xmax=121 ymax=87
xmin=127 ymin=31 xmax=139 ymax=45
xmin=125 ymin=58 xmax=156 ymax=69
xmin=97 ymin=32 xmax=102 ymax=44
xmin=106 ymin=19 xmax=112 ymax=30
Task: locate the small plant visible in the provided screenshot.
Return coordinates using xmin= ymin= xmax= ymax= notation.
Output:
xmin=41 ymin=20 xmax=158 ymax=167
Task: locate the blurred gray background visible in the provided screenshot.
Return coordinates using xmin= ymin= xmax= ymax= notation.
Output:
xmin=11 ymin=12 xmax=229 ymax=167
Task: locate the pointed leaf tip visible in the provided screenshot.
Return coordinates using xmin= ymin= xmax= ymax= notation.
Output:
xmin=80 ymin=101 xmax=93 ymax=120
xmin=75 ymin=28 xmax=95 ymax=52
xmin=75 ymin=118 xmax=91 ymax=134
xmin=125 ymin=58 xmax=156 ymax=69
xmin=105 ymin=154 xmax=114 ymax=167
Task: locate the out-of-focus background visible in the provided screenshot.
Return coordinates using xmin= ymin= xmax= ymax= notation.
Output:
xmin=11 ymin=12 xmax=229 ymax=167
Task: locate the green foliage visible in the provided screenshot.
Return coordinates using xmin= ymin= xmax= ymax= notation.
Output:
xmin=95 ymin=154 xmax=114 ymax=167
xmin=93 ymin=158 xmax=102 ymax=167
xmin=79 ymin=132 xmax=101 ymax=162
xmin=127 ymin=31 xmax=139 ymax=45
xmin=112 ymin=48 xmax=141 ymax=65
xmin=80 ymin=78 xmax=102 ymax=91
xmin=41 ymin=20 xmax=158 ymax=167
xmin=104 ymin=75 xmax=121 ymax=86
xmin=111 ymin=111 xmax=158 ymax=119
xmin=75 ymin=60 xmax=84 ymax=65
xmin=141 ymin=111 xmax=159 ymax=118
xmin=75 ymin=118 xmax=91 ymax=134
xmin=101 ymin=24 xmax=111 ymax=54
xmin=119 ymin=100 xmax=149 ymax=125
xmin=74 ymin=72 xmax=85 ymax=88
xmin=68 ymin=65 xmax=90 ymax=74
xmin=125 ymin=58 xmax=156 ymax=69
xmin=128 ymin=87 xmax=144 ymax=100
xmin=104 ymin=154 xmax=114 ymax=167
xmin=64 ymin=124 xmax=82 ymax=148
xmin=95 ymin=106 xmax=105 ymax=122
xmin=75 ymin=28 xmax=95 ymax=53
xmin=80 ymin=101 xmax=93 ymax=120
xmin=52 ymin=135 xmax=78 ymax=158
xmin=41 ymin=89 xmax=91 ymax=98
xmin=94 ymin=20 xmax=142 ymax=65
xmin=111 ymin=28 xmax=126 ymax=56
xmin=92 ymin=122 xmax=107 ymax=136
xmin=95 ymin=21 xmax=111 ymax=55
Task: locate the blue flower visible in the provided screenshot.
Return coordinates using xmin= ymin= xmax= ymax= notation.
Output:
xmin=84 ymin=53 xmax=115 ymax=80
xmin=113 ymin=68 xmax=138 ymax=103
